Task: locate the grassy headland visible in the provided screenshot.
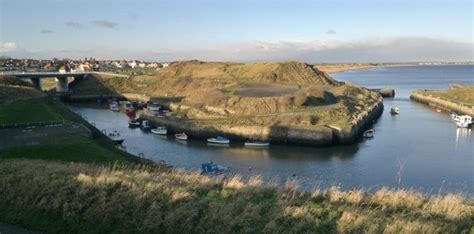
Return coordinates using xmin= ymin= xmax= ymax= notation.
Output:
xmin=69 ymin=61 xmax=383 ymax=144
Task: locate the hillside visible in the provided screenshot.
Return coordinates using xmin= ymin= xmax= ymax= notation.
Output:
xmin=69 ymin=61 xmax=382 ymax=144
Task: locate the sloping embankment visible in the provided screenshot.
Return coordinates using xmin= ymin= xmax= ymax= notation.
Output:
xmin=410 ymin=91 xmax=474 ymax=116
xmin=141 ymin=98 xmax=383 ymax=146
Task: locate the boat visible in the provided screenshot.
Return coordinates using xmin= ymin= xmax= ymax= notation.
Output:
xmin=362 ymin=129 xmax=375 ymax=138
xmin=455 ymin=115 xmax=472 ymax=128
xmin=128 ymin=118 xmax=141 ymax=127
xmin=390 ymin=106 xmax=400 ymax=115
xmin=175 ymin=133 xmax=188 ymax=141
xmin=244 ymin=139 xmax=270 ymax=147
xmin=151 ymin=126 xmax=168 ymax=135
xmin=201 ymin=161 xmax=231 ymax=175
xmin=147 ymin=102 xmax=161 ymax=112
xmin=107 ymin=131 xmax=125 ymax=144
xmin=451 ymin=112 xmax=460 ymax=122
xmin=140 ymin=120 xmax=152 ymax=131
xmin=109 ymin=102 xmax=120 ymax=111
xmin=207 ymin=136 xmax=230 ymax=144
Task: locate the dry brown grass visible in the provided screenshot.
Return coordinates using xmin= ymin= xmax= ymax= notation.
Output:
xmin=0 ymin=159 xmax=472 ymax=233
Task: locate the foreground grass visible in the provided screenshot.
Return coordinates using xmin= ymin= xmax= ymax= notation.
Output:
xmin=0 ymin=159 xmax=472 ymax=233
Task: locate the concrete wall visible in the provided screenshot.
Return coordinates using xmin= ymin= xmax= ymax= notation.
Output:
xmin=410 ymin=92 xmax=474 ymax=116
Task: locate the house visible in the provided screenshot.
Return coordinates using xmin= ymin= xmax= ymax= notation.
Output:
xmin=128 ymin=61 xmax=137 ymax=68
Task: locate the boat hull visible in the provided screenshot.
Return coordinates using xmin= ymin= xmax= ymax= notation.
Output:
xmin=151 ymin=129 xmax=168 ymax=135
xmin=175 ymin=134 xmax=188 ymax=141
xmin=207 ymin=138 xmax=230 ymax=144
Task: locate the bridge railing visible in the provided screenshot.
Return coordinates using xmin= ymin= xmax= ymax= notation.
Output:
xmin=0 ymin=71 xmax=130 ymax=78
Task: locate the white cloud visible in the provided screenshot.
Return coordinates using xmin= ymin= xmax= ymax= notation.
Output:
xmin=0 ymin=42 xmax=18 ymax=53
xmin=2 ymin=37 xmax=473 ymax=63
xmin=326 ymin=29 xmax=336 ymax=35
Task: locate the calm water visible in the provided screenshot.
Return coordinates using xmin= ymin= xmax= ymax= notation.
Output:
xmin=69 ymin=65 xmax=473 ymax=194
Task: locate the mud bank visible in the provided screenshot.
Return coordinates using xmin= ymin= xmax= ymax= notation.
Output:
xmin=141 ymin=98 xmax=384 ymax=146
xmin=410 ymin=91 xmax=474 ymax=116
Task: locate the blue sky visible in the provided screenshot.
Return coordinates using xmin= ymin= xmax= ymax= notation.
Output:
xmin=0 ymin=0 xmax=472 ymax=62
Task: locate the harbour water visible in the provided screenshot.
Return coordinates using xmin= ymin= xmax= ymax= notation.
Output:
xmin=69 ymin=65 xmax=473 ymax=194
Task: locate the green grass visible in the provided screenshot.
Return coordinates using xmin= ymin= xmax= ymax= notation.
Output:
xmin=0 ymin=98 xmax=62 ymax=124
xmin=0 ymin=95 xmax=142 ymax=164
xmin=0 ymin=136 xmax=129 ymax=163
xmin=424 ymin=86 xmax=474 ymax=106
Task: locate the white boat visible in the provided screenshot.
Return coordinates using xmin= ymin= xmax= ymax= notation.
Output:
xmin=128 ymin=118 xmax=141 ymax=127
xmin=362 ymin=129 xmax=375 ymax=138
xmin=455 ymin=115 xmax=472 ymax=128
xmin=140 ymin=120 xmax=152 ymax=131
xmin=109 ymin=102 xmax=120 ymax=111
xmin=147 ymin=103 xmax=161 ymax=112
xmin=151 ymin=126 xmax=168 ymax=135
xmin=107 ymin=131 xmax=125 ymax=144
xmin=175 ymin=133 xmax=188 ymax=141
xmin=390 ymin=106 xmax=400 ymax=115
xmin=244 ymin=139 xmax=270 ymax=147
xmin=207 ymin=136 xmax=230 ymax=144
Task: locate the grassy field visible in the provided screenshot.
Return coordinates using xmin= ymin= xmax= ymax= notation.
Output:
xmin=0 ymin=136 xmax=130 ymax=163
xmin=0 ymin=159 xmax=472 ymax=233
xmin=423 ymin=86 xmax=474 ymax=106
xmin=0 ymin=94 xmax=142 ymax=164
xmin=0 ymin=98 xmax=62 ymax=124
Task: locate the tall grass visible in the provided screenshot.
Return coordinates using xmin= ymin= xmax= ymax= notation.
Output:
xmin=0 ymin=159 xmax=472 ymax=233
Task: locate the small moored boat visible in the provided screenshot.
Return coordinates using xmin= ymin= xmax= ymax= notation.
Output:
xmin=207 ymin=136 xmax=230 ymax=144
xmin=455 ymin=115 xmax=472 ymax=128
xmin=107 ymin=131 xmax=125 ymax=144
xmin=151 ymin=126 xmax=168 ymax=135
xmin=147 ymin=102 xmax=161 ymax=112
xmin=175 ymin=133 xmax=188 ymax=141
xmin=244 ymin=139 xmax=270 ymax=147
xmin=140 ymin=120 xmax=152 ymax=131
xmin=201 ymin=161 xmax=231 ymax=175
xmin=109 ymin=102 xmax=120 ymax=111
xmin=390 ymin=106 xmax=400 ymax=115
xmin=362 ymin=129 xmax=375 ymax=138
xmin=128 ymin=118 xmax=141 ymax=127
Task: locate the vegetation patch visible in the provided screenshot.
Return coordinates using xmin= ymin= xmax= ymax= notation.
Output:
xmin=0 ymin=98 xmax=62 ymax=124
xmin=0 ymin=159 xmax=471 ymax=233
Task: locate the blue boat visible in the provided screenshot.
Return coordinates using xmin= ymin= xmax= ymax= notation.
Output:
xmin=201 ymin=161 xmax=231 ymax=175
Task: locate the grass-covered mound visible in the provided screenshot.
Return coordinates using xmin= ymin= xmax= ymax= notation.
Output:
xmin=0 ymin=159 xmax=472 ymax=233
xmin=70 ymin=61 xmax=381 ymax=133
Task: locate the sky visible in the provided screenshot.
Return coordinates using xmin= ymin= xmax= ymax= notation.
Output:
xmin=0 ymin=0 xmax=472 ymax=62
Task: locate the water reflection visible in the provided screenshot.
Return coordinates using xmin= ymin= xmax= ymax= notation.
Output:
xmin=455 ymin=128 xmax=471 ymax=146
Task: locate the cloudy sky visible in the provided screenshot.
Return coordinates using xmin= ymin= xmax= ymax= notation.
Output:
xmin=0 ymin=0 xmax=472 ymax=62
